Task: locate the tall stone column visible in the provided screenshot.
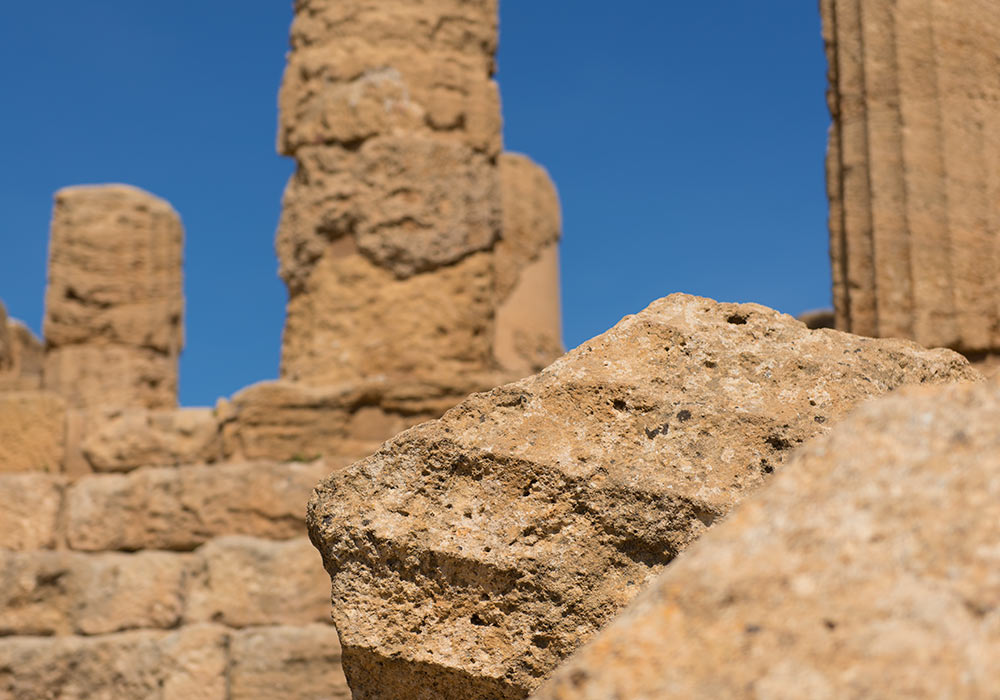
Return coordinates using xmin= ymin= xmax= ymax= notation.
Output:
xmin=275 ymin=0 xmax=564 ymax=386
xmin=42 ymin=185 xmax=184 ymax=410
xmin=821 ymin=0 xmax=1000 ymax=354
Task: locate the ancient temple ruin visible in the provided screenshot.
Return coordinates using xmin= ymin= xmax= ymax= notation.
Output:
xmin=821 ymin=0 xmax=1000 ymax=358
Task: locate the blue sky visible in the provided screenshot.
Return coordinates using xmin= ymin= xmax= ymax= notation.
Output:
xmin=0 ymin=2 xmax=830 ymax=406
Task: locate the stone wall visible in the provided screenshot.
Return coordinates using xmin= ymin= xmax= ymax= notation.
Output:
xmin=822 ymin=0 xmax=1000 ymax=356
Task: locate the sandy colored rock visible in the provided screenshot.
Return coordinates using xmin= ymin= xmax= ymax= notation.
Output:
xmin=534 ymin=379 xmax=1000 ymax=699
xmin=0 ymin=392 xmax=65 ymax=474
xmin=0 ymin=304 xmax=44 ymax=392
xmin=822 ymin=0 xmax=1000 ymax=353
xmin=308 ymin=293 xmax=981 ymax=699
xmin=66 ymin=460 xmax=336 ymax=552
xmin=494 ymin=153 xmax=563 ymax=374
xmin=82 ymin=407 xmax=222 ymax=472
xmin=797 ymin=308 xmax=836 ymax=330
xmin=0 ymin=549 xmax=188 ymax=636
xmin=185 ymin=536 xmax=331 ymax=627
xmin=0 ymin=473 xmax=64 ymax=550
xmin=229 ymin=625 xmax=351 ymax=700
xmin=0 ymin=624 xmax=228 ymax=700
xmin=226 ymin=375 xmax=514 ymax=462
xmin=42 ymin=184 xmax=184 ymax=409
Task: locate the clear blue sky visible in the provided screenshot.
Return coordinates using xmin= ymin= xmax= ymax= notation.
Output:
xmin=0 ymin=1 xmax=831 ymax=406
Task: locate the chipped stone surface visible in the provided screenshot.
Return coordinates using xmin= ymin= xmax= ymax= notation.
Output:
xmin=0 ymin=624 xmax=228 ymax=700
xmin=66 ymin=460 xmax=338 ymax=552
xmin=42 ymin=184 xmax=184 ymax=409
xmin=0 ymin=473 xmax=64 ymax=550
xmin=0 ymin=392 xmax=66 ymax=474
xmin=308 ymin=293 xmax=982 ymax=699
xmin=185 ymin=536 xmax=331 ymax=628
xmin=82 ymin=407 xmax=223 ymax=472
xmin=822 ymin=0 xmax=1000 ymax=353
xmin=0 ymin=303 xmax=44 ymax=392
xmin=534 ymin=379 xmax=1000 ymax=699
xmin=229 ymin=625 xmax=351 ymax=700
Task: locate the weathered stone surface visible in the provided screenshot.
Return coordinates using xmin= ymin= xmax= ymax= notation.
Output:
xmin=0 ymin=473 xmax=64 ymax=550
xmin=66 ymin=460 xmax=336 ymax=551
xmin=308 ymin=293 xmax=982 ymax=699
xmin=0 ymin=624 xmax=228 ymax=700
xmin=81 ymin=407 xmax=222 ymax=472
xmin=0 ymin=550 xmax=188 ymax=636
xmin=185 ymin=536 xmax=331 ymax=628
xmin=534 ymin=379 xmax=1000 ymax=699
xmin=0 ymin=304 xmax=44 ymax=392
xmin=822 ymin=0 xmax=1000 ymax=353
xmin=0 ymin=392 xmax=65 ymax=474
xmin=225 ymin=376 xmax=512 ymax=462
xmin=229 ymin=625 xmax=351 ymax=700
xmin=43 ymin=184 xmax=184 ymax=409
xmin=495 ymin=153 xmax=563 ymax=374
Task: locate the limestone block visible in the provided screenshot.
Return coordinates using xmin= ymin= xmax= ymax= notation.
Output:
xmin=307 ymin=293 xmax=982 ymax=699
xmin=534 ymin=380 xmax=1000 ymax=699
xmin=0 ymin=624 xmax=228 ymax=700
xmin=0 ymin=473 xmax=64 ymax=550
xmin=185 ymin=536 xmax=331 ymax=627
xmin=43 ymin=184 xmax=184 ymax=409
xmin=0 ymin=392 xmax=65 ymax=474
xmin=0 ymin=305 xmax=44 ymax=392
xmin=822 ymin=0 xmax=1000 ymax=352
xmin=66 ymin=460 xmax=332 ymax=551
xmin=226 ymin=376 xmax=509 ymax=463
xmin=229 ymin=625 xmax=351 ymax=700
xmin=81 ymin=407 xmax=222 ymax=472
xmin=279 ymin=248 xmax=498 ymax=385
xmin=495 ymin=153 xmax=564 ymax=374
xmin=0 ymin=550 xmax=188 ymax=636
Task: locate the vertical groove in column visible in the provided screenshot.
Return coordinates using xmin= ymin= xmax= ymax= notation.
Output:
xmin=983 ymin=3 xmax=1000 ymax=351
xmin=895 ymin=0 xmax=957 ymax=348
xmin=834 ymin=0 xmax=879 ymax=336
xmin=860 ymin=0 xmax=914 ymax=340
xmin=821 ymin=0 xmax=851 ymax=331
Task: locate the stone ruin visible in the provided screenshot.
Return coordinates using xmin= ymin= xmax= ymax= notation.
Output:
xmin=0 ymin=0 xmax=562 ymax=697
xmin=3 ymin=0 xmax=1000 ymax=698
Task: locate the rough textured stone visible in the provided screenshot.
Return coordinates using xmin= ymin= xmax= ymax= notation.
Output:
xmin=0 ymin=624 xmax=228 ymax=700
xmin=42 ymin=184 xmax=184 ymax=409
xmin=534 ymin=379 xmax=1000 ymax=699
xmin=229 ymin=625 xmax=351 ymax=700
xmin=0 ymin=392 xmax=65 ymax=474
xmin=0 ymin=304 xmax=44 ymax=392
xmin=495 ymin=153 xmax=563 ymax=374
xmin=822 ymin=0 xmax=1000 ymax=353
xmin=185 ymin=536 xmax=331 ymax=628
xmin=66 ymin=460 xmax=335 ymax=552
xmin=81 ymin=407 xmax=223 ymax=472
xmin=0 ymin=550 xmax=188 ymax=636
xmin=308 ymin=293 xmax=982 ymax=699
xmin=225 ymin=376 xmax=513 ymax=462
xmin=0 ymin=473 xmax=64 ymax=550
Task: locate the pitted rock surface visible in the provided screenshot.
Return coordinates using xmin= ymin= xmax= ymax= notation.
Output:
xmin=534 ymin=379 xmax=1000 ymax=699
xmin=308 ymin=293 xmax=981 ymax=699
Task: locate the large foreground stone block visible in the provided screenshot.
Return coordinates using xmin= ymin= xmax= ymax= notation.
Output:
xmin=66 ymin=460 xmax=333 ymax=551
xmin=0 ymin=392 xmax=66 ymax=474
xmin=534 ymin=379 xmax=1000 ymax=699
xmin=307 ymin=294 xmax=981 ymax=698
xmin=0 ymin=625 xmax=227 ymax=700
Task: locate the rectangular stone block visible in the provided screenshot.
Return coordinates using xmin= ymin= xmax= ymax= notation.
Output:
xmin=229 ymin=624 xmax=351 ymax=700
xmin=65 ymin=460 xmax=333 ymax=551
xmin=185 ymin=536 xmax=332 ymax=628
xmin=0 ymin=624 xmax=227 ymax=700
xmin=0 ymin=549 xmax=189 ymax=636
xmin=0 ymin=473 xmax=64 ymax=550
xmin=0 ymin=392 xmax=66 ymax=474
